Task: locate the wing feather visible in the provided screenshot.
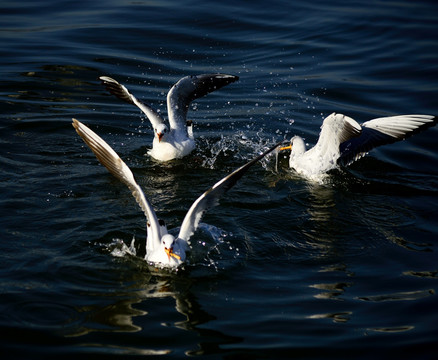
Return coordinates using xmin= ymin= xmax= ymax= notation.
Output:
xmin=339 ymin=115 xmax=437 ymax=166
xmin=99 ymin=76 xmax=165 ymax=130
xmin=167 ymin=73 xmax=239 ymax=134
xmin=178 ymin=142 xmax=281 ymax=242
xmin=72 ymin=118 xmax=162 ymax=249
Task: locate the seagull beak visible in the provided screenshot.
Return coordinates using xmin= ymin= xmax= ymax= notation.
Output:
xmin=278 ymin=144 xmax=292 ymax=151
xmin=157 ymin=132 xmax=164 ymax=142
xmin=165 ymin=247 xmax=181 ymax=261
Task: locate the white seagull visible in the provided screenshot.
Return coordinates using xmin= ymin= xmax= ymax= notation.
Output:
xmin=280 ymin=112 xmax=437 ymax=181
xmin=72 ymin=118 xmax=279 ymax=269
xmin=99 ymin=73 xmax=239 ymax=162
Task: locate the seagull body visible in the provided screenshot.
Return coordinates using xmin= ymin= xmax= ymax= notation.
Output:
xmin=284 ymin=113 xmax=437 ymax=181
xmin=100 ymin=73 xmax=239 ymax=162
xmin=72 ymin=118 xmax=279 ymax=269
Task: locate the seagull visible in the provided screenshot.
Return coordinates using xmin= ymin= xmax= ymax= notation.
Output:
xmin=280 ymin=112 xmax=437 ymax=181
xmin=72 ymin=118 xmax=280 ymax=269
xmin=99 ymin=73 xmax=239 ymax=162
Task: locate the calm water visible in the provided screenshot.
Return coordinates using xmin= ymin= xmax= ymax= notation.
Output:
xmin=1 ymin=0 xmax=437 ymax=358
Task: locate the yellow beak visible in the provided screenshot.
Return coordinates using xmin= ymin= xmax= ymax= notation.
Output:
xmin=165 ymin=247 xmax=181 ymax=260
xmin=278 ymin=144 xmax=292 ymax=151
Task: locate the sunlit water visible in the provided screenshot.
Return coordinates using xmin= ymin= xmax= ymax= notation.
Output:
xmin=1 ymin=0 xmax=437 ymax=359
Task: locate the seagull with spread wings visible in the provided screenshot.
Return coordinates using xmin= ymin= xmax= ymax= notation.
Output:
xmin=280 ymin=113 xmax=437 ymax=181
xmin=100 ymin=73 xmax=238 ymax=162
xmin=73 ymin=118 xmax=279 ymax=269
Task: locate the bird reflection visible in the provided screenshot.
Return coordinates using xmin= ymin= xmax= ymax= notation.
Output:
xmin=65 ymin=270 xmax=242 ymax=356
xmin=68 ymin=273 xmax=213 ymax=337
xmin=310 ymin=282 xmax=353 ymax=300
xmin=297 ymin=182 xmax=344 ymax=260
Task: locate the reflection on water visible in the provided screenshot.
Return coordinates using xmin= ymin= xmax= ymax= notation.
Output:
xmin=63 ymin=270 xmax=244 ymax=357
xmin=310 ymin=282 xmax=353 ymax=300
xmin=365 ymin=325 xmax=415 ymax=334
xmin=288 ymin=181 xmax=354 ymax=261
xmin=73 ymin=344 xmax=171 ymax=356
xmin=358 ymin=289 xmax=435 ymax=302
xmin=69 ymin=275 xmax=212 ymax=337
xmin=74 ymin=298 xmax=146 ymax=335
xmin=305 ymin=182 xmax=337 ymax=224
xmin=403 ymin=270 xmax=438 ymax=279
xmin=380 ymin=228 xmax=433 ymax=253
xmin=2 ymin=0 xmax=438 ymax=357
xmin=308 ymin=312 xmax=352 ymax=324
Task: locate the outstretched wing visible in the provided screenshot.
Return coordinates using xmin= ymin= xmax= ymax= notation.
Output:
xmin=167 ymin=73 xmax=239 ymax=134
xmin=99 ymin=76 xmax=166 ymax=130
xmin=178 ymin=142 xmax=281 ymax=242
xmin=72 ymin=118 xmax=162 ymax=249
xmin=311 ymin=113 xmax=362 ymax=157
xmin=339 ymin=114 xmax=437 ymax=166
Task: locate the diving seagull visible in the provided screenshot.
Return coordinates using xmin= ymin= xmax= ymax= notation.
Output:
xmin=99 ymin=73 xmax=239 ymax=162
xmin=72 ymin=118 xmax=279 ymax=269
xmin=280 ymin=112 xmax=437 ymax=181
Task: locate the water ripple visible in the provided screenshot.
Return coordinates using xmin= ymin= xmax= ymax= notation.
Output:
xmin=358 ymin=289 xmax=435 ymax=302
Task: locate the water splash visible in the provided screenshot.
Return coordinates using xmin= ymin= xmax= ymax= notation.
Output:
xmin=197 ymin=131 xmax=280 ymax=171
xmin=107 ymin=237 xmax=137 ymax=258
xmin=102 ymin=224 xmax=240 ymax=272
xmin=191 ymin=223 xmax=240 ymax=271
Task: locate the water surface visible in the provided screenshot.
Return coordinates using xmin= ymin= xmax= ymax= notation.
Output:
xmin=1 ymin=0 xmax=437 ymax=359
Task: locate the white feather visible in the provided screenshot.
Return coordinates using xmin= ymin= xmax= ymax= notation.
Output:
xmin=286 ymin=113 xmax=437 ymax=181
xmin=100 ymin=74 xmax=238 ymax=161
xmin=73 ymin=119 xmax=279 ymax=268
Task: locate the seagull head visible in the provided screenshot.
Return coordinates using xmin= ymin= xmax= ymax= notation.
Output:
xmin=278 ymin=136 xmax=306 ymax=153
xmin=162 ymin=234 xmax=181 ymax=261
xmin=277 ymin=137 xmax=307 ymax=169
xmin=155 ymin=123 xmax=169 ymax=142
xmin=289 ymin=136 xmax=306 ymax=157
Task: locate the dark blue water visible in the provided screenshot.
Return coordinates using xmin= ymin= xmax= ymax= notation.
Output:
xmin=1 ymin=0 xmax=437 ymax=358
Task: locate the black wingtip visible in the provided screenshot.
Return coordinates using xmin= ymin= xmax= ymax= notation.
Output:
xmin=198 ymin=73 xmax=239 ymax=88
xmin=99 ymin=75 xmax=136 ymax=105
xmin=178 ymin=73 xmax=239 ymax=103
xmin=219 ymin=74 xmax=239 ymax=83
